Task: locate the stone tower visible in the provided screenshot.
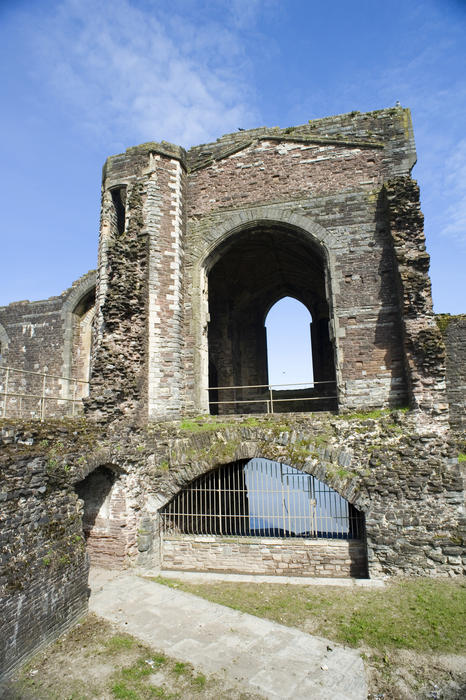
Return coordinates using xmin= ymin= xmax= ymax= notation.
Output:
xmin=86 ymin=107 xmax=447 ymax=430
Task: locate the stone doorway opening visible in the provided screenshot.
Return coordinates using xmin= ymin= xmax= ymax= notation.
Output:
xmin=75 ymin=465 xmax=133 ymax=569
xmin=70 ymin=287 xmax=95 ymax=400
xmin=159 ymin=458 xmax=367 ymax=578
xmin=206 ymin=225 xmax=337 ymax=414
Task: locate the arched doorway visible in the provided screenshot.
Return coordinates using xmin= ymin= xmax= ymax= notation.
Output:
xmin=75 ymin=466 xmax=134 ymax=568
xmin=70 ymin=287 xmax=95 ymax=399
xmin=206 ymin=224 xmax=337 ymax=414
xmin=159 ymin=459 xmax=367 ymax=577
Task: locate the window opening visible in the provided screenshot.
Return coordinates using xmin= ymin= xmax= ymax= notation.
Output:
xmin=266 ymin=297 xmax=313 ymax=387
xmin=160 ymin=458 xmax=364 ymax=539
xmin=111 ymin=186 xmax=126 ymax=236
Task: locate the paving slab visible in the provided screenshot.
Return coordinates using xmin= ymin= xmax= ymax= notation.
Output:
xmin=89 ymin=570 xmax=368 ymax=699
xmin=159 ymin=569 xmax=386 ymax=587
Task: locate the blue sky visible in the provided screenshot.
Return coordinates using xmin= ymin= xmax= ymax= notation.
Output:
xmin=1 ymin=1 xmax=464 ymax=336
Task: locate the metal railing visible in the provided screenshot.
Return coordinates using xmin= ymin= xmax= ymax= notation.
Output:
xmin=208 ymin=379 xmax=337 ymax=414
xmin=0 ymin=365 xmax=89 ymax=420
xmin=161 ymin=458 xmax=364 ymax=540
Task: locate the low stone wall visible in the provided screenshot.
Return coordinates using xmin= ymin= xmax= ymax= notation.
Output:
xmin=161 ymin=535 xmax=367 ymax=578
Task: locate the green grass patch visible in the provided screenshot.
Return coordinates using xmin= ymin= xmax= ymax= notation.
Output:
xmin=172 ymin=661 xmax=187 ymax=675
xmin=112 ymin=681 xmax=139 ymax=699
xmin=105 ymin=634 xmax=135 ymax=651
xmin=121 ymin=659 xmax=153 ymax=680
xmin=458 ymin=453 xmax=466 ymax=463
xmin=193 ymin=673 xmax=207 ymax=688
xmin=156 ymin=577 xmax=465 ymax=654
xmin=338 ymin=406 xmax=410 ymax=421
xmin=8 ymin=614 xmax=253 ymax=700
xmin=179 ymin=418 xmax=230 ymax=433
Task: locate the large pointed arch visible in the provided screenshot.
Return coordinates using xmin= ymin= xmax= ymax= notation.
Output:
xmin=192 ymin=208 xmax=339 ymax=414
xmin=61 ymin=271 xmax=97 ymax=403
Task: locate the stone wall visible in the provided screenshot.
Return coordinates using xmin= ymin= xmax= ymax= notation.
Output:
xmin=437 ymin=315 xmax=466 ymax=434
xmin=1 ymin=108 xmax=461 ymax=430
xmin=161 ymin=535 xmax=367 ymax=578
xmin=0 ymin=271 xmax=96 ymax=419
xmin=81 ymin=106 xmax=451 ymax=428
xmin=1 ymin=411 xmax=464 ymax=678
xmin=0 ymin=427 xmax=90 ymax=680
xmin=385 ymin=178 xmax=449 ymax=431
xmin=88 ymin=144 xmax=187 ymax=423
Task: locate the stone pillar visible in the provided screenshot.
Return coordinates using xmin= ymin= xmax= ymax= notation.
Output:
xmin=385 ymin=176 xmax=449 ymax=433
xmin=86 ymin=143 xmax=187 ymax=424
xmin=146 ymin=154 xmax=186 ymax=418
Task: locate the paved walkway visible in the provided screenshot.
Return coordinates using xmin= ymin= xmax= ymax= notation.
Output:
xmin=89 ymin=570 xmax=368 ymax=699
xmin=159 ymin=569 xmax=385 ymax=587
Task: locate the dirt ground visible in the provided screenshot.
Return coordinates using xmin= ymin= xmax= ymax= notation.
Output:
xmin=363 ymin=646 xmax=466 ymax=699
xmin=2 ymin=613 xmax=465 ymax=699
xmin=2 ymin=615 xmax=261 ymax=700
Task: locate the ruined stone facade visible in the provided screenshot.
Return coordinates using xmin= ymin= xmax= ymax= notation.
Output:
xmin=88 ymin=107 xmax=451 ymax=427
xmin=1 ymin=108 xmax=465 ymax=681
xmin=1 ymin=411 xmax=464 ymax=678
xmin=2 ymin=107 xmax=460 ymax=428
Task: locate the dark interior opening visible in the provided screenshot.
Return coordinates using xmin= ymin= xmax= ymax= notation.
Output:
xmin=207 ymin=225 xmax=337 ymax=413
xmin=111 ymin=186 xmax=127 ymax=236
xmin=75 ymin=466 xmax=128 ymax=568
xmin=75 ymin=466 xmax=115 ymax=543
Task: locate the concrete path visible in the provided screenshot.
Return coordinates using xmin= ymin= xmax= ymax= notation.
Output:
xmin=89 ymin=570 xmax=368 ymax=700
xmin=159 ymin=569 xmax=385 ymax=587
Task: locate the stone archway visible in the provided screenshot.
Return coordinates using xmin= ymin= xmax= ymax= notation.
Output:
xmin=146 ymin=425 xmax=370 ymax=578
xmin=189 ymin=204 xmax=340 ymax=412
xmin=158 ymin=457 xmax=367 ymax=578
xmin=75 ymin=465 xmax=135 ymax=568
xmin=192 ymin=210 xmax=339 ymax=415
xmin=61 ymin=271 xmax=96 ymax=403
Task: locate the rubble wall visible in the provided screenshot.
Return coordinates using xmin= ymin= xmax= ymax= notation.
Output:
xmin=1 ymin=412 xmax=464 ymax=678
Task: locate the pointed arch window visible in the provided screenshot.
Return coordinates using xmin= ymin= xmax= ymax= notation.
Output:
xmin=160 ymin=459 xmax=364 ymax=540
xmin=265 ymin=297 xmax=313 ymax=388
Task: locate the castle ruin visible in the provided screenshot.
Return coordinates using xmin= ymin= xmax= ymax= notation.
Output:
xmin=0 ymin=107 xmax=464 ymax=680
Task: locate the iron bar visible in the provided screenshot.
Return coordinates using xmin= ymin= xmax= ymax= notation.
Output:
xmin=160 ymin=459 xmax=363 ymax=542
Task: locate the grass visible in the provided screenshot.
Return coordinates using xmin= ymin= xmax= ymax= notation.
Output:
xmin=179 ymin=418 xmax=230 ymax=433
xmin=338 ymin=406 xmax=410 ymax=421
xmin=105 ymin=634 xmax=135 ymax=652
xmin=8 ymin=615 xmax=260 ymax=700
xmin=155 ymin=577 xmax=466 ymax=654
xmin=458 ymin=453 xmax=466 ymax=463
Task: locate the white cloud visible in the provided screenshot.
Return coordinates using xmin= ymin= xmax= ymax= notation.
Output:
xmin=25 ymin=0 xmax=261 ymax=147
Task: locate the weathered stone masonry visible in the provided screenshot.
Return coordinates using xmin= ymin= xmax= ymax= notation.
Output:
xmin=1 ymin=107 xmax=465 ymax=681
xmin=1 ymin=411 xmax=464 ymax=678
xmin=81 ymin=107 xmax=451 ymax=428
xmin=1 ymin=108 xmax=462 ymax=426
xmin=0 ymin=272 xmax=96 ymax=418
xmin=437 ymin=314 xmax=466 ymax=434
